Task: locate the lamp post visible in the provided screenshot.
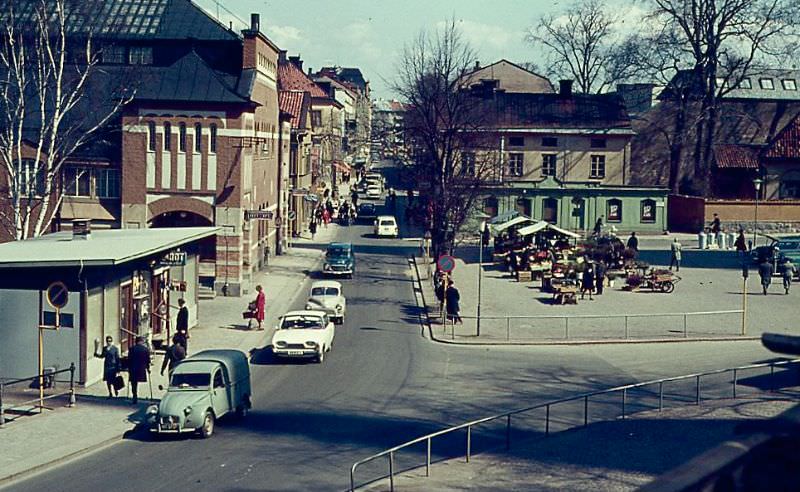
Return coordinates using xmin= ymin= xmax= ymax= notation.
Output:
xmin=477 ymin=221 xmax=485 ymax=337
xmin=752 ymin=178 xmax=763 ymax=250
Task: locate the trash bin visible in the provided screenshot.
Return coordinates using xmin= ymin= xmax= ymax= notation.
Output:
xmin=718 ymin=232 xmax=728 ymax=250
xmin=698 ymin=231 xmax=707 ymax=249
xmin=727 ymin=232 xmax=737 ymax=250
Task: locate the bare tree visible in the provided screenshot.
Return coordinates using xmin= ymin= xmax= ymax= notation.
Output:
xmin=0 ymin=0 xmax=133 ymax=240
xmin=526 ymin=0 xmax=638 ymax=94
xmin=642 ymin=0 xmax=800 ymax=194
xmin=393 ymin=21 xmax=500 ymax=256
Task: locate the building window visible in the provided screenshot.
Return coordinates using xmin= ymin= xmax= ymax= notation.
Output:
xmin=759 ymin=78 xmax=774 ymax=90
xmin=607 ymin=198 xmax=622 ymax=222
xmin=63 ymin=166 xmax=91 ymax=197
xmin=640 ymin=199 xmax=656 ymax=223
xmin=738 ymin=78 xmax=752 ymax=89
xmin=178 ymin=123 xmax=187 ymax=152
xmin=147 ymin=121 xmax=156 ymax=151
xmin=163 ymin=122 xmax=171 ymax=150
xmin=128 ymin=46 xmax=153 ymax=65
xmin=102 ymin=45 xmax=126 ymax=64
xmin=541 ymin=137 xmax=558 ymax=147
xmin=507 ymin=153 xmax=524 ymax=176
xmin=96 ymin=169 xmax=120 ymax=198
xmin=194 ymin=123 xmax=202 ymax=152
xmin=541 ymin=154 xmax=557 ymax=177
xmin=590 ymin=138 xmax=606 ymax=149
xmin=483 ymin=196 xmax=498 ymax=217
xmin=311 ymin=110 xmax=322 ymax=128
xmin=209 ymin=123 xmax=217 ymax=153
xmin=509 ymin=136 xmax=524 ymax=147
xmin=782 ymin=79 xmax=797 ymax=91
xmin=590 ymin=155 xmax=606 ymax=179
xmin=780 ymin=171 xmax=800 ymax=198
xmin=461 ymin=152 xmax=476 ymax=176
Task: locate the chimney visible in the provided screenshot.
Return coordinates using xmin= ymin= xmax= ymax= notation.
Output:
xmin=559 ymin=79 xmax=573 ymax=98
xmin=307 ymin=67 xmax=312 ymax=76
xmin=71 ymin=219 xmax=91 ymax=240
xmin=278 ymin=50 xmax=287 ymax=63
xmin=475 ymin=60 xmax=481 ymax=70
xmin=288 ymin=55 xmax=303 ymax=71
xmin=250 ymin=13 xmax=260 ymax=32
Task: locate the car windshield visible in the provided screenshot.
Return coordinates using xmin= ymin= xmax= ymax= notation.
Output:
xmin=311 ymin=287 xmax=339 ymax=296
xmin=281 ymin=315 xmax=325 ymax=329
xmin=170 ymin=373 xmax=210 ymax=389
xmin=380 ymin=220 xmax=395 ymax=226
xmin=777 ymin=241 xmax=799 ymax=249
xmin=359 ymin=205 xmax=374 ymax=212
xmin=327 ymin=248 xmax=350 ymax=257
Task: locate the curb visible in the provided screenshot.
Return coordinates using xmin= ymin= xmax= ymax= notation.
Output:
xmin=409 ymin=256 xmax=763 ymax=347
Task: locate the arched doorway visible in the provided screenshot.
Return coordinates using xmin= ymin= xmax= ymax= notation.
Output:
xmin=150 ymin=211 xmax=216 ymax=261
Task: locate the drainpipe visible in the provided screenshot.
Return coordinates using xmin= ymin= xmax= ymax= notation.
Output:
xmin=276 ymin=123 xmax=286 ymax=256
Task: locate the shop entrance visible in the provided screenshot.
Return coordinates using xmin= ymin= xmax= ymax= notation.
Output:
xmin=542 ymin=198 xmax=558 ymax=223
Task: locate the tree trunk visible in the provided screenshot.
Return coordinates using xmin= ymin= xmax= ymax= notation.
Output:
xmin=668 ymin=95 xmax=688 ymax=193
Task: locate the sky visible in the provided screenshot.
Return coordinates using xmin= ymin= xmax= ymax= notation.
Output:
xmin=193 ymin=0 xmax=566 ymax=100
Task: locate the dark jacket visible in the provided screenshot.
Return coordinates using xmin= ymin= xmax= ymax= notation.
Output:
xmin=176 ymin=306 xmax=189 ymax=334
xmin=128 ymin=342 xmax=151 ymax=383
xmin=582 ymin=268 xmax=595 ymax=289
xmin=98 ymin=345 xmax=121 ymax=382
xmin=161 ymin=343 xmax=186 ymax=375
xmin=445 ymin=286 xmax=460 ymax=315
xmin=626 ymin=236 xmax=639 ymax=251
xmin=758 ymin=262 xmax=774 ymax=283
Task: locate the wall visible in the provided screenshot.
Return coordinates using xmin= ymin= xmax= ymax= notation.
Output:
xmin=668 ymin=194 xmax=705 ymax=232
xmin=667 ymin=195 xmax=800 ymax=232
xmin=0 ymin=289 xmax=80 ymax=381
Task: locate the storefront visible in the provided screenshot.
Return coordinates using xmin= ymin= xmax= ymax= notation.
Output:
xmin=0 ymin=224 xmax=218 ymax=385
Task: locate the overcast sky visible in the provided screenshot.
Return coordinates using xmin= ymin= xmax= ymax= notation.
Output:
xmin=194 ymin=0 xmax=568 ymax=100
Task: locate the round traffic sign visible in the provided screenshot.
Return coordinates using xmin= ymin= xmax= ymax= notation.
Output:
xmin=437 ymin=255 xmax=456 ymax=273
xmin=287 ymin=210 xmax=297 ymax=221
xmin=46 ymin=281 xmax=69 ymax=309
xmin=275 ymin=217 xmax=282 ymax=226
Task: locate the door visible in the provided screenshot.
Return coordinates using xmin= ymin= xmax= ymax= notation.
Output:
xmin=150 ymin=270 xmax=170 ymax=340
xmin=516 ymin=198 xmax=532 ymax=217
xmin=542 ymin=198 xmax=558 ymax=223
xmin=211 ymin=369 xmax=231 ymax=417
xmin=571 ymin=198 xmax=585 ymax=230
xmin=120 ymin=283 xmax=133 ymax=353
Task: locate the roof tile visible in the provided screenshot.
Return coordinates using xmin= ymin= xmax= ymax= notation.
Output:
xmin=714 ymin=144 xmax=760 ymax=169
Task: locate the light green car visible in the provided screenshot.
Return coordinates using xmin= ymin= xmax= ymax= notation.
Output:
xmin=147 ymin=349 xmax=252 ymax=438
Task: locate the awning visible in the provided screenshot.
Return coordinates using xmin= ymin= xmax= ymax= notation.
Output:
xmin=517 ymin=221 xmax=581 ymax=239
xmin=489 ymin=211 xmax=520 ymax=225
xmin=490 ymin=215 xmax=531 ymax=234
xmin=60 ymin=201 xmax=118 ymax=221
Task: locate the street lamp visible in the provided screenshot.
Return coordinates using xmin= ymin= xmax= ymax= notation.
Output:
xmin=475 ymin=214 xmax=490 ymax=338
xmin=752 ymin=178 xmax=763 ymax=250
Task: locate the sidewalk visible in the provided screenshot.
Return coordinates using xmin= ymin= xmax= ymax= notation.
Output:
xmin=361 ymin=397 xmax=799 ymax=492
xmin=0 ymin=220 xmax=343 ymax=486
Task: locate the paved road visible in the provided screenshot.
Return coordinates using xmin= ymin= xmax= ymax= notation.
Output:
xmin=5 ymin=161 xmax=781 ymax=492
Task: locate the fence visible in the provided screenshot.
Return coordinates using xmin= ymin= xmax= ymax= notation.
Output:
xmin=438 ymin=310 xmax=746 ymax=342
xmin=349 ymin=358 xmax=800 ymax=491
xmin=0 ymin=363 xmax=76 ymax=426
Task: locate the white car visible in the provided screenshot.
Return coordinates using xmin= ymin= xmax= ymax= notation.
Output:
xmin=365 ymin=185 xmax=382 ymax=199
xmin=305 ymin=281 xmax=347 ymax=324
xmin=271 ymin=310 xmax=335 ymax=363
xmin=374 ymin=215 xmax=399 ymax=238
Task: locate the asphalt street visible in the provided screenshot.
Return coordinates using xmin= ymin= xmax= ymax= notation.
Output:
xmin=4 ymin=161 xmax=783 ymax=492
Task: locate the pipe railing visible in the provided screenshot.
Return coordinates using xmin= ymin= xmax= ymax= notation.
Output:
xmin=349 ymin=358 xmax=800 ymax=491
xmin=0 ymin=363 xmax=76 ymax=426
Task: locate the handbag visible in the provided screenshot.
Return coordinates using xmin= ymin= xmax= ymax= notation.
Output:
xmin=113 ymin=374 xmax=125 ymax=391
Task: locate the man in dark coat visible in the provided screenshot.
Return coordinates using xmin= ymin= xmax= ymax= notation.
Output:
xmin=128 ymin=336 xmax=151 ymax=404
xmin=593 ymin=216 xmax=603 ymax=236
xmin=175 ymin=298 xmax=189 ymax=353
xmin=160 ymin=335 xmax=186 ymax=377
xmin=626 ymin=232 xmax=639 ymax=252
xmin=581 ymin=263 xmax=595 ymax=300
xmin=445 ymin=280 xmax=462 ymax=324
xmin=758 ymin=258 xmax=773 ymax=295
xmin=594 ymin=261 xmax=606 ymax=295
xmin=95 ymin=336 xmax=121 ymax=398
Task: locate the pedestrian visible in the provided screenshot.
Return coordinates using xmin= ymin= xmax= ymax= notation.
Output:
xmin=581 ymin=262 xmax=595 ymax=300
xmin=128 ymin=336 xmax=151 ymax=404
xmin=481 ymin=226 xmax=491 ymax=253
xmin=322 ymin=208 xmax=330 ymax=227
xmin=175 ymin=298 xmax=189 ymax=353
xmin=593 ymin=216 xmax=603 ymax=237
xmin=309 ymin=219 xmax=317 ymax=240
xmin=780 ymin=258 xmax=796 ymax=295
xmin=94 ymin=335 xmax=121 ymax=398
xmin=710 ymin=213 xmax=722 ymax=246
xmin=254 ymin=284 xmax=266 ymax=330
xmin=669 ymin=238 xmax=682 ymax=271
xmin=160 ymin=334 xmax=187 ymax=377
xmin=734 ymin=229 xmax=748 ymax=259
xmin=594 ymin=260 xmax=606 ymax=295
xmin=445 ymin=280 xmax=462 ymax=324
xmin=434 ymin=274 xmax=446 ymax=315
xmin=758 ymin=258 xmax=773 ymax=295
xmin=626 ymin=231 xmax=639 ymax=252
xmin=351 ymin=189 xmax=359 ymax=207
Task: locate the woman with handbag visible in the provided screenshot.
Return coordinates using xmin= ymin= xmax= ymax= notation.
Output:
xmin=94 ymin=336 xmax=122 ymax=398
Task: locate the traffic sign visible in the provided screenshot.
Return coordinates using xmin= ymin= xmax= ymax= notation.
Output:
xmin=46 ymin=281 xmax=69 ymax=309
xmin=244 ymin=210 xmax=274 ymax=220
xmin=275 ymin=217 xmax=282 ymax=226
xmin=287 ymin=210 xmax=297 ymax=221
xmin=437 ymin=255 xmax=456 ymax=273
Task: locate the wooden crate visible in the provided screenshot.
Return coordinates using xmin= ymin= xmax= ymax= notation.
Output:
xmin=517 ymin=270 xmax=533 ymax=282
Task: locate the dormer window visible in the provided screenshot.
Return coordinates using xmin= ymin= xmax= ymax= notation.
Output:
xmin=783 ymin=79 xmax=797 ymax=91
xmin=738 ymin=78 xmax=752 ymax=89
xmin=102 ymin=45 xmax=126 ymax=64
xmin=759 ymin=78 xmax=774 ymax=90
xmin=129 ymin=46 xmax=153 ymax=65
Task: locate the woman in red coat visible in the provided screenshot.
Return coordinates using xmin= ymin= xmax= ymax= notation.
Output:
xmin=254 ymin=285 xmax=266 ymax=330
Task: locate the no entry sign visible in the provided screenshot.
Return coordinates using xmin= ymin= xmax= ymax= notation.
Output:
xmin=437 ymin=255 xmax=456 ymax=273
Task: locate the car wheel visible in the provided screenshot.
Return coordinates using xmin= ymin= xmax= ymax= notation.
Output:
xmin=200 ymin=412 xmax=215 ymax=438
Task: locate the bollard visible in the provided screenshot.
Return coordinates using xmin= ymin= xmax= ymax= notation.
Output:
xmin=0 ymin=380 xmax=4 ymax=426
xmin=426 ymin=437 xmax=431 ymax=477
xmin=68 ymin=363 xmax=76 ymax=407
xmin=505 ymin=415 xmax=511 ymax=450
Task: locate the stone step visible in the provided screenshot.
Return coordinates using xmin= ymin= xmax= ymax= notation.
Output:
xmin=198 ymin=286 xmax=216 ymax=300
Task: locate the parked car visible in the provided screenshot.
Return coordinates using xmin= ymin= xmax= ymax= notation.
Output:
xmin=147 ymin=349 xmax=251 ymax=438
xmin=357 ymin=203 xmax=376 ymax=222
xmin=374 ymin=215 xmax=399 ymax=238
xmin=366 ymin=185 xmax=382 ymax=199
xmin=323 ymin=242 xmax=356 ymax=278
xmin=271 ymin=310 xmax=335 ymax=363
xmin=305 ymin=280 xmax=347 ymax=324
xmin=752 ymin=235 xmax=800 ymax=276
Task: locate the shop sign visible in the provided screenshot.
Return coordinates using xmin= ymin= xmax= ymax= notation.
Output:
xmin=160 ymin=250 xmax=187 ymax=267
xmin=244 ymin=210 xmax=274 ymax=220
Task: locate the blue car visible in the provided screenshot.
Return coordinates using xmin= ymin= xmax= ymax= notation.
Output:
xmin=323 ymin=242 xmax=356 ymax=278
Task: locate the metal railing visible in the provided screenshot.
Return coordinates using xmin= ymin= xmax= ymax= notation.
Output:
xmin=349 ymin=358 xmax=800 ymax=491
xmin=438 ymin=310 xmax=746 ymax=341
xmin=0 ymin=363 xmax=76 ymax=426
